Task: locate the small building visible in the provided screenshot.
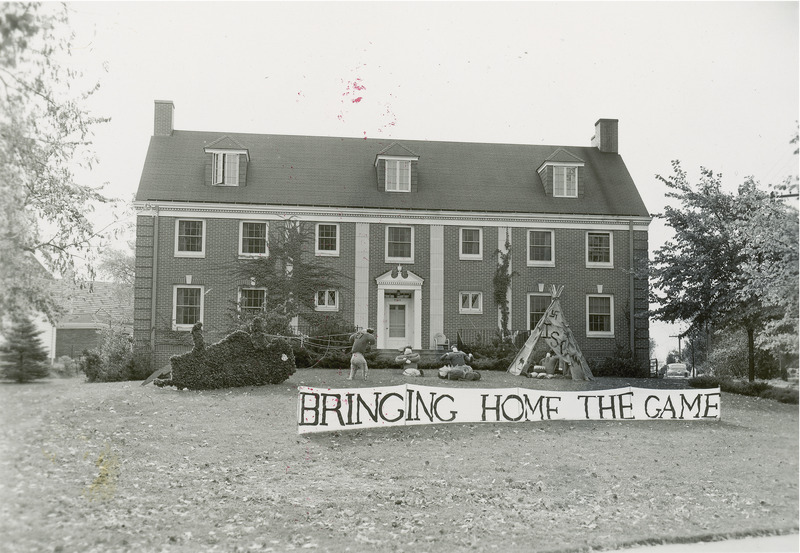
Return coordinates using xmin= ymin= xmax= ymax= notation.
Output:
xmin=54 ymin=281 xmax=133 ymax=359
xmin=133 ymin=101 xmax=651 ymax=371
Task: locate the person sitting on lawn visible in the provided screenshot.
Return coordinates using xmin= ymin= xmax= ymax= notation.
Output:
xmin=438 ymin=345 xmax=479 ymax=380
xmin=348 ymin=328 xmax=376 ymax=381
xmin=396 ymin=346 xmax=423 ymax=377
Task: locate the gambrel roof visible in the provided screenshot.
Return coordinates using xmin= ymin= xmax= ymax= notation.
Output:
xmin=136 ymin=131 xmax=649 ymax=217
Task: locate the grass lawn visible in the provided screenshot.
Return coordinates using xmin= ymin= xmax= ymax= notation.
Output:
xmin=1 ymin=369 xmax=797 ymax=553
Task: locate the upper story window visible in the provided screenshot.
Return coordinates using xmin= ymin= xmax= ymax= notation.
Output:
xmin=528 ymin=230 xmax=554 ymax=266
xmin=459 ymin=291 xmax=482 ymax=314
xmin=528 ymin=293 xmax=550 ymax=329
xmin=460 ymin=228 xmax=482 ymax=260
xmin=239 ymin=221 xmax=268 ymax=257
xmin=586 ymin=231 xmax=613 ymax=268
xmin=239 ymin=287 xmax=267 ymax=317
xmin=213 ymin=153 xmax=239 ymax=186
xmin=386 ymin=160 xmax=411 ymax=192
xmin=175 ymin=219 xmax=205 ymax=258
xmin=315 ymin=223 xmax=340 ymax=256
xmin=204 ymin=139 xmax=249 ymax=187
xmin=587 ymin=294 xmax=614 ymax=337
xmin=537 ymin=149 xmax=584 ymax=198
xmin=553 ymin=166 xmax=578 ymax=197
xmin=173 ymin=285 xmax=203 ymax=331
xmin=315 ymin=289 xmax=339 ymax=311
xmin=376 ymin=144 xmax=419 ymax=193
xmin=386 ymin=225 xmax=413 ymax=262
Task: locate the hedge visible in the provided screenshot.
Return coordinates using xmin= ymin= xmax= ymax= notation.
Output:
xmin=156 ymin=327 xmax=296 ymax=390
xmin=688 ymin=376 xmax=799 ymax=405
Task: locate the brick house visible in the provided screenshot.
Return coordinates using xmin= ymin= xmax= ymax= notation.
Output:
xmin=133 ymin=100 xmax=651 ymax=370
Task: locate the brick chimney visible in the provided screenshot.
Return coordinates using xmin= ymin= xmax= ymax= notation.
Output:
xmin=591 ymin=118 xmax=618 ymax=153
xmin=154 ymin=100 xmax=175 ymax=136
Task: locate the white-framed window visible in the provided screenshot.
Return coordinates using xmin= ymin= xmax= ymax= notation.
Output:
xmin=553 ymin=166 xmax=578 ymax=197
xmin=386 ymin=160 xmax=411 ymax=192
xmin=212 ymin=152 xmax=239 ymax=186
xmin=587 ymin=294 xmax=614 ymax=337
xmin=385 ymin=225 xmax=414 ymax=262
xmin=239 ymin=287 xmax=267 ymax=317
xmin=586 ymin=231 xmax=613 ymax=268
xmin=528 ymin=293 xmax=551 ymax=329
xmin=174 ymin=219 xmax=205 ymax=258
xmin=459 ymin=228 xmax=482 ymax=260
xmin=315 ymin=289 xmax=339 ymax=311
xmin=315 ymin=223 xmax=340 ymax=256
xmin=239 ymin=221 xmax=268 ymax=257
xmin=459 ymin=291 xmax=482 ymax=314
xmin=527 ymin=230 xmax=555 ymax=266
xmin=172 ymin=285 xmax=204 ymax=331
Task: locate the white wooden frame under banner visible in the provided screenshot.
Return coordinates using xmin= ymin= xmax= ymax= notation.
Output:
xmin=297 ymin=385 xmax=721 ymax=434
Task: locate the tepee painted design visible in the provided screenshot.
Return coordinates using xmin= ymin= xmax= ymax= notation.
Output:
xmin=507 ymin=285 xmax=594 ymax=381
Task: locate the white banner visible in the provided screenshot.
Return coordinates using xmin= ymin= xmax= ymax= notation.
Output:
xmin=297 ymin=385 xmax=721 ymax=434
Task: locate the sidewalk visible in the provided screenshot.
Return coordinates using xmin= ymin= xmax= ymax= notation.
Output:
xmin=606 ymin=534 xmax=799 ymax=553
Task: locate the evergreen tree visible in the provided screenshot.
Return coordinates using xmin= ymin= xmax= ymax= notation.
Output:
xmin=0 ymin=315 xmax=50 ymax=382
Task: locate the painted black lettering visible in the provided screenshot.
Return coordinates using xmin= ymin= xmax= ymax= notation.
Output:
xmin=379 ymin=392 xmax=404 ymax=423
xmin=644 ymin=395 xmax=660 ymax=418
xmin=523 ymin=393 xmax=547 ymax=420
xmin=618 ymin=392 xmax=634 ymax=419
xmin=577 ymin=394 xmax=596 ymax=419
xmin=501 ymin=395 xmax=525 ymax=421
xmin=320 ymin=393 xmax=344 ymax=426
xmin=679 ymin=393 xmax=702 ymax=419
xmin=412 ymin=391 xmax=436 ymax=422
xmin=481 ymin=394 xmax=501 ymax=422
xmin=433 ymin=394 xmax=457 ymax=422
xmin=355 ymin=392 xmax=381 ymax=424
xmin=660 ymin=396 xmax=677 ymax=419
xmin=703 ymin=393 xmax=720 ymax=418
xmin=299 ymin=392 xmax=320 ymax=426
xmin=346 ymin=393 xmax=355 ymax=425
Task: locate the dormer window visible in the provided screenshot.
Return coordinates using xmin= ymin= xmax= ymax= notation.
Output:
xmin=386 ymin=160 xmax=411 ymax=192
xmin=537 ymin=148 xmax=584 ymax=198
xmin=213 ymin=153 xmax=239 ymax=186
xmin=553 ymin=166 xmax=578 ymax=197
xmin=375 ymin=143 xmax=419 ymax=193
xmin=204 ymin=137 xmax=249 ymax=187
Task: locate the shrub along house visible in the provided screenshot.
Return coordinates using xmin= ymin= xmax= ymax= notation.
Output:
xmin=133 ymin=101 xmax=651 ymax=371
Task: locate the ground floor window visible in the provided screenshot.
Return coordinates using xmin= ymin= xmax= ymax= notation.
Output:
xmin=173 ymin=285 xmax=203 ymax=330
xmin=528 ymin=294 xmax=550 ymax=329
xmin=239 ymin=287 xmax=267 ymax=317
xmin=587 ymin=294 xmax=614 ymax=336
xmin=315 ymin=289 xmax=339 ymax=311
xmin=459 ymin=291 xmax=482 ymax=314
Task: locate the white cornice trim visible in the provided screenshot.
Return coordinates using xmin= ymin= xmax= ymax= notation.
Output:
xmin=537 ymin=160 xmax=585 ymax=173
xmin=133 ymin=201 xmax=651 ymax=230
xmin=374 ymin=154 xmax=419 ymax=167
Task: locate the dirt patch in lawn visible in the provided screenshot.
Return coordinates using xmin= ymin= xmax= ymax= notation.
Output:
xmin=0 ymin=369 xmax=797 ymax=553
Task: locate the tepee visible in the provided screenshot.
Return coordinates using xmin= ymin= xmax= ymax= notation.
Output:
xmin=507 ymin=286 xmax=594 ymax=381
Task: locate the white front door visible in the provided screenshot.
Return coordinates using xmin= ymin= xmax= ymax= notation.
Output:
xmin=384 ymin=297 xmax=412 ymax=350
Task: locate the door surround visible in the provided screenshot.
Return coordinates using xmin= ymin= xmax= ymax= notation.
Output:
xmin=376 ymin=266 xmax=423 ymax=350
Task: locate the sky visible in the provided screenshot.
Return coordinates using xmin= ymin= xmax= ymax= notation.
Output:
xmin=57 ymin=1 xmax=799 ymax=363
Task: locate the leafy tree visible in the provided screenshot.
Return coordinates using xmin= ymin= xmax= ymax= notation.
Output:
xmin=704 ymin=329 xmax=779 ymax=380
xmin=738 ymin=181 xmax=799 ymax=364
xmin=233 ymin=220 xmax=346 ymax=326
xmin=98 ymin=239 xmax=135 ymax=286
xmin=651 ymin=162 xmax=795 ymax=381
xmin=0 ymin=3 xmax=113 ymax=324
xmin=0 ymin=315 xmax=49 ymax=382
